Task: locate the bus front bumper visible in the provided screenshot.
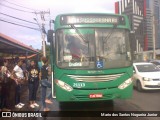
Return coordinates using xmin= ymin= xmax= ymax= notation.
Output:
xmin=55 ymin=84 xmax=133 ymax=102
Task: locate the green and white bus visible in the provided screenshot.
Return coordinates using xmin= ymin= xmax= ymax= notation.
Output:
xmin=47 ymin=13 xmax=133 ymax=102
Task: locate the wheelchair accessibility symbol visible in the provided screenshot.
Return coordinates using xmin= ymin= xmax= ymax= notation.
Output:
xmin=96 ymin=61 xmax=103 ymax=68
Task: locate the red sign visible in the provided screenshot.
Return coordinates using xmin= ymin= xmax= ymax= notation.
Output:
xmin=89 ymin=94 xmax=103 ymax=98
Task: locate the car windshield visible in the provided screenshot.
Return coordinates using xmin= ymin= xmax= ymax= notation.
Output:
xmin=136 ymin=64 xmax=160 ymax=72
xmin=56 ymin=28 xmax=132 ymax=69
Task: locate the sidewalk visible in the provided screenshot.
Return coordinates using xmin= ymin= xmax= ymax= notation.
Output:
xmin=0 ymin=83 xmax=54 ymax=120
xmin=9 ymin=84 xmax=41 ymax=112
xmin=0 ymin=80 xmax=58 ymax=120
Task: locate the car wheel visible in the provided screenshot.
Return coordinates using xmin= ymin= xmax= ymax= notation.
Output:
xmin=137 ymin=81 xmax=143 ymax=92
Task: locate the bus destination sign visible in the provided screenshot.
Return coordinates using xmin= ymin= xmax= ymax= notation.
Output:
xmin=60 ymin=15 xmax=125 ymax=25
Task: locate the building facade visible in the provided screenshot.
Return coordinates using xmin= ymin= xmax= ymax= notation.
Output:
xmin=145 ymin=0 xmax=160 ymax=50
xmin=115 ymin=0 xmax=160 ymax=54
xmin=115 ymin=0 xmax=145 ymax=54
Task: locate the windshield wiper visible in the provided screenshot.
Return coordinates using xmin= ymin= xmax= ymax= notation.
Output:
xmin=101 ymin=24 xmax=117 ymax=58
xmin=70 ymin=24 xmax=88 ymax=43
xmin=103 ymin=24 xmax=117 ymax=43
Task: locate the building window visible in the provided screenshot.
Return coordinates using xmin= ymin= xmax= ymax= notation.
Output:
xmin=146 ymin=0 xmax=150 ymax=8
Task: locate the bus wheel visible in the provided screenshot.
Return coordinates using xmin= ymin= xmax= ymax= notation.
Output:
xmin=137 ymin=81 xmax=143 ymax=92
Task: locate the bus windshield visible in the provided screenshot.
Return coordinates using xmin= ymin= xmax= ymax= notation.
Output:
xmin=56 ymin=28 xmax=132 ymax=69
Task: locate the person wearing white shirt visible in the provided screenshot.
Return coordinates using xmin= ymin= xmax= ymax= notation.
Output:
xmin=14 ymin=64 xmax=24 ymax=79
xmin=12 ymin=59 xmax=25 ymax=109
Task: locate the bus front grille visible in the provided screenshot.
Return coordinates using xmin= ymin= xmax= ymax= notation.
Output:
xmin=67 ymin=73 xmax=124 ymax=82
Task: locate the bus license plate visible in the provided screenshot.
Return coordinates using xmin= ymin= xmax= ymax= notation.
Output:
xmin=89 ymin=94 xmax=103 ymax=98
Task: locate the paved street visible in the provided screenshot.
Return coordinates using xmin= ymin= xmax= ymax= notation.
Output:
xmin=1 ymin=86 xmax=160 ymax=120
xmin=127 ymin=88 xmax=160 ymax=111
xmin=39 ymin=88 xmax=160 ymax=120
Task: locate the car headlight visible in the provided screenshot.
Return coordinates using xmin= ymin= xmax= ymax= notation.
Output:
xmin=55 ymin=79 xmax=73 ymax=92
xmin=118 ymin=78 xmax=132 ymax=90
xmin=143 ymin=77 xmax=152 ymax=81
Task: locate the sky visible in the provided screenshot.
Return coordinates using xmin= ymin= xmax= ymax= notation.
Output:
xmin=0 ymin=0 xmax=119 ymax=49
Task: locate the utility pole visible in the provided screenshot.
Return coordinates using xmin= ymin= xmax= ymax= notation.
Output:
xmin=34 ymin=11 xmax=50 ymax=57
xmin=152 ymin=15 xmax=156 ymax=59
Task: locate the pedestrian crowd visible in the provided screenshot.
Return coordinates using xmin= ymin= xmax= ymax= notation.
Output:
xmin=0 ymin=56 xmax=52 ymax=112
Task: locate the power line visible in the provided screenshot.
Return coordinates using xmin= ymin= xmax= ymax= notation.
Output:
xmin=1 ymin=17 xmax=38 ymax=29
xmin=0 ymin=19 xmax=40 ymax=31
xmin=0 ymin=12 xmax=37 ymax=25
xmin=34 ymin=11 xmax=50 ymax=57
xmin=3 ymin=0 xmax=39 ymax=11
xmin=0 ymin=3 xmax=34 ymax=13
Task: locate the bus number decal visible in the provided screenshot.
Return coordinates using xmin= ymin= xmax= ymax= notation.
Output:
xmin=73 ymin=83 xmax=85 ymax=88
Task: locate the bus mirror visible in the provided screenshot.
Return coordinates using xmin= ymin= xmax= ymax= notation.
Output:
xmin=47 ymin=30 xmax=55 ymax=42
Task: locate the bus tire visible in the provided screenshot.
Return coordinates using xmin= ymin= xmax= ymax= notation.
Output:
xmin=137 ymin=81 xmax=143 ymax=92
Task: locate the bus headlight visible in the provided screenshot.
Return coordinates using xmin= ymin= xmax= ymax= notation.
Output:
xmin=118 ymin=78 xmax=132 ymax=90
xmin=55 ymin=79 xmax=73 ymax=92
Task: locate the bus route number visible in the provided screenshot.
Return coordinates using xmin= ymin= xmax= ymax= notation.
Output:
xmin=73 ymin=83 xmax=85 ymax=88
